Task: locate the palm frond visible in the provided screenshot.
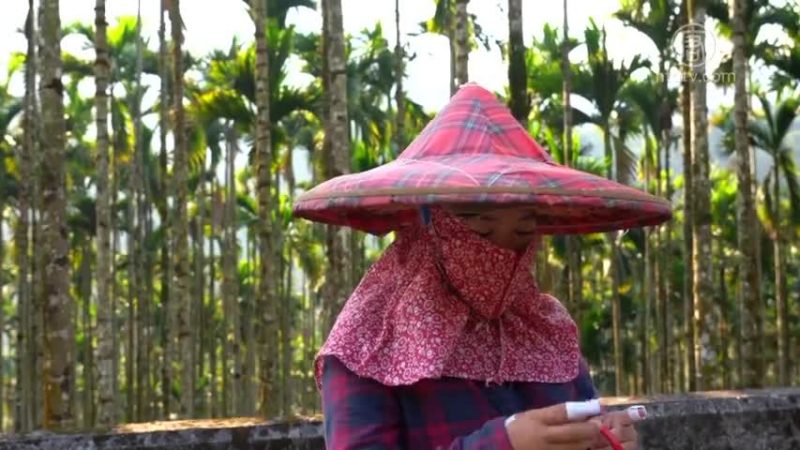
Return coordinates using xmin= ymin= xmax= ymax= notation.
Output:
xmin=612 ymin=135 xmax=639 ymax=186
xmin=779 ymin=150 xmax=800 ymax=226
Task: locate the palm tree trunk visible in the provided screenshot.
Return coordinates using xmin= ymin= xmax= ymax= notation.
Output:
xmin=322 ymin=0 xmax=352 ymax=337
xmin=244 ymin=263 xmax=256 ymax=416
xmin=453 ymin=0 xmax=469 ymax=86
xmin=508 ymin=0 xmax=528 ymax=127
xmin=689 ymin=0 xmax=713 ymax=391
xmin=560 ymin=0 xmax=581 ymax=324
xmin=301 ymin=275 xmax=310 ymax=413
xmin=168 ymin=0 xmax=193 ymax=418
xmin=643 ymin=134 xmax=654 ymax=394
xmin=245 ymin=169 xmax=258 ymax=417
xmin=731 ymin=0 xmax=762 ymax=389
xmin=143 ymin=157 xmax=155 ymax=421
xmin=126 ymin=200 xmax=136 ymax=422
xmin=132 ymin=0 xmax=151 ymax=421
xmin=207 ymin=189 xmax=217 ymax=417
xmin=40 ymin=0 xmax=74 ymax=429
xmin=448 ymin=30 xmax=457 ymax=96
xmin=663 ymin=139 xmax=674 ymax=393
xmin=248 ymin=226 xmax=258 ymax=414
xmin=16 ymin=0 xmax=36 ymax=433
xmin=110 ymin=161 xmax=120 ymax=421
xmin=394 ymin=0 xmax=405 ymax=150
xmin=250 ymin=0 xmax=279 ymax=418
xmin=680 ymin=0 xmax=695 ymax=391
xmin=244 ymin=306 xmax=255 ymax=416
xmin=157 ymin=0 xmax=171 ymax=419
xmin=33 ymin=2 xmax=47 ymax=429
xmin=610 ymin=239 xmax=623 ymax=395
xmin=0 ymin=199 xmax=4 ymax=430
xmin=93 ymin=0 xmax=115 ymax=427
xmin=281 ymin=246 xmax=293 ymax=416
xmin=443 ymin=1 xmax=456 ymax=97
xmin=222 ymin=126 xmax=241 ymax=416
xmin=773 ymin=162 xmax=788 ymax=385
xmin=718 ymin=238 xmax=731 ymax=388
xmin=194 ymin=182 xmax=206 ymax=415
xmin=603 ymin=122 xmax=623 ymax=396
xmin=79 ymin=240 xmax=94 ymax=428
xmin=657 ymin=77 xmax=672 ymax=392
xmin=653 ymin=133 xmax=663 ymax=393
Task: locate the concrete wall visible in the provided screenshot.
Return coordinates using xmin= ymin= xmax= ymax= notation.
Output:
xmin=2 ymin=388 xmax=799 ymax=449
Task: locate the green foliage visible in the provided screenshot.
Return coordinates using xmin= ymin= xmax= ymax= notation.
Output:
xmin=615 ymin=0 xmax=681 ymax=63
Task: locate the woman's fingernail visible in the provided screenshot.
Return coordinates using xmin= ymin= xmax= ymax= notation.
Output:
xmin=626 ymin=405 xmax=647 ymax=421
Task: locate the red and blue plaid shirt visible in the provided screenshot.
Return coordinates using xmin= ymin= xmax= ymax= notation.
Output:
xmin=321 ymin=355 xmax=598 ymax=450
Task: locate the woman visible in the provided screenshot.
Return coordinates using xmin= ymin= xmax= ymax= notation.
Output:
xmin=293 ymin=84 xmax=671 ymax=450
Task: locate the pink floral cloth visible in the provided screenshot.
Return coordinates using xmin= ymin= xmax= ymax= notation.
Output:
xmin=315 ymin=207 xmax=580 ymax=388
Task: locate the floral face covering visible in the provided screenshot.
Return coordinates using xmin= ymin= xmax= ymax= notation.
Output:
xmin=316 ymin=207 xmax=580 ymax=387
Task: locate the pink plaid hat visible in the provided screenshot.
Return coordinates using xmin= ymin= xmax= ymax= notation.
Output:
xmin=293 ymin=83 xmax=672 ymax=234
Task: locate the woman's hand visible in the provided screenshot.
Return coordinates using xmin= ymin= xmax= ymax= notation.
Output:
xmin=589 ymin=410 xmax=638 ymax=450
xmin=505 ymin=403 xmax=602 ymax=450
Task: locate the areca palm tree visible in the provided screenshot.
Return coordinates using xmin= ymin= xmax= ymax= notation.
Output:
xmin=249 ymin=0 xmax=279 ymax=418
xmin=724 ymin=0 xmax=764 ymax=388
xmin=167 ymin=0 xmax=193 ymax=418
xmin=130 ymin=3 xmax=154 ymax=421
xmin=194 ymin=0 xmax=316 ymax=415
xmin=688 ymin=0 xmax=714 ymax=392
xmin=394 ymin=0 xmax=406 ymax=150
xmin=756 ymin=6 xmax=800 ymax=91
xmin=17 ymin=1 xmax=37 ymax=431
xmin=615 ymin=0 xmax=680 ymax=392
xmin=421 ymin=0 xmax=489 ymax=95
xmin=761 ymin=36 xmax=800 ymax=90
xmin=0 ymin=64 xmax=23 ymax=433
xmin=621 ymin=73 xmax=679 ymax=392
xmin=708 ymin=0 xmax=800 ymax=79
xmin=507 ymin=0 xmax=528 ymax=125
xmin=579 ymin=19 xmax=648 ymax=395
xmin=453 ymin=0 xmax=469 ymax=86
xmin=40 ymin=0 xmax=74 ymax=429
xmin=321 ymin=0 xmax=352 ymax=344
xmin=559 ymin=0 xmax=582 ymax=323
xmin=58 ymin=72 xmax=108 ymax=426
xmin=93 ymin=0 xmax=114 ymax=426
xmin=295 ymin=24 xmax=429 ymax=169
xmin=65 ymin=13 xmax=166 ymax=420
xmin=749 ymin=93 xmax=800 ymax=385
xmin=422 ymin=0 xmax=457 ymax=95
xmin=157 ymin=0 xmax=171 ymax=417
xmin=525 ymin=23 xmax=591 ymax=326
xmin=525 ymin=25 xmax=648 ymax=393
xmin=709 ymin=2 xmax=800 ymax=388
xmin=580 ymin=20 xmax=647 ymax=184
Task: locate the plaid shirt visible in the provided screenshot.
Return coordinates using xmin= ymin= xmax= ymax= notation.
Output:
xmin=321 ymin=355 xmax=598 ymax=450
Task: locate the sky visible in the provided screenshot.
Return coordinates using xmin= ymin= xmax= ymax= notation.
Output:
xmin=0 ymin=0 xmax=684 ymax=111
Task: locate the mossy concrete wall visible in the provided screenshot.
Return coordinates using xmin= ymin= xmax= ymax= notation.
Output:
xmin=2 ymin=388 xmax=798 ymax=449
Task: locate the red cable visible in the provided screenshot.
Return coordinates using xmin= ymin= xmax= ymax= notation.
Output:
xmin=599 ymin=425 xmax=624 ymax=450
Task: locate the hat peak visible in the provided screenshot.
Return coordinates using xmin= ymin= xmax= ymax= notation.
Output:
xmin=398 ymin=83 xmax=553 ymax=163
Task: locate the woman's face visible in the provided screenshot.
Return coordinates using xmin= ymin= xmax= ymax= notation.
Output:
xmin=444 ymin=204 xmax=538 ymax=252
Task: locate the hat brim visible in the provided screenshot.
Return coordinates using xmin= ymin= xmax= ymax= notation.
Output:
xmin=293 ymin=155 xmax=672 ymax=236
